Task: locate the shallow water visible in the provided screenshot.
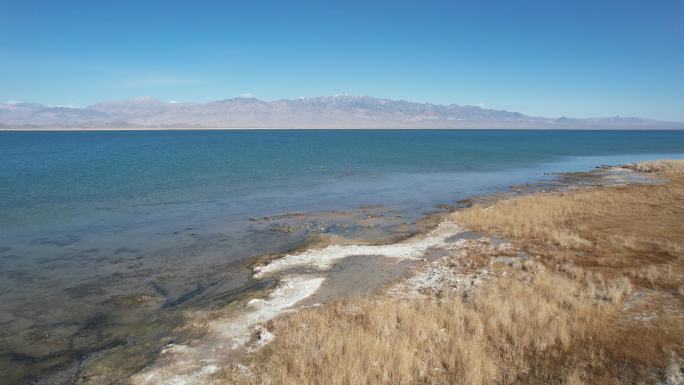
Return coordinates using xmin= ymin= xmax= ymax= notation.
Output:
xmin=1 ymin=129 xmax=684 ymax=384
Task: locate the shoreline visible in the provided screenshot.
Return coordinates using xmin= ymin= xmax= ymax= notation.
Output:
xmin=129 ymin=161 xmax=673 ymax=385
xmin=2 ymin=157 xmax=682 ymax=385
xmin=212 ymin=159 xmax=683 ymax=385
xmin=3 ymin=127 xmax=684 ymax=132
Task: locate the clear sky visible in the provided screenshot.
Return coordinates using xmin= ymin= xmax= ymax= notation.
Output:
xmin=1 ymin=0 xmax=683 ymax=120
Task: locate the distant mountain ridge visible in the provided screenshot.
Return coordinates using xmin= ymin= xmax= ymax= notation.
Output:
xmin=1 ymin=95 xmax=682 ymax=129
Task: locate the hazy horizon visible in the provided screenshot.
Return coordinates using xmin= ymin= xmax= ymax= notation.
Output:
xmin=3 ymin=94 xmax=683 ymax=123
xmin=4 ymin=94 xmax=684 ymax=129
xmin=2 ymin=0 xmax=683 ymax=121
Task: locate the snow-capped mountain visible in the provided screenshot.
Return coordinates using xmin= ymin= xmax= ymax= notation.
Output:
xmin=1 ymin=95 xmax=681 ymax=129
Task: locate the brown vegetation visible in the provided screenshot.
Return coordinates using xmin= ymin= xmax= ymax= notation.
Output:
xmin=217 ymin=161 xmax=684 ymax=385
xmin=220 ymin=269 xmax=644 ymax=385
xmin=452 ymin=160 xmax=684 ymax=287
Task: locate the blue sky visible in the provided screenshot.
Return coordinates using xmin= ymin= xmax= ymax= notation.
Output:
xmin=1 ymin=0 xmax=683 ymax=120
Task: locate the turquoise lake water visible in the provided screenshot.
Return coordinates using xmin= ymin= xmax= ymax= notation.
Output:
xmin=3 ymin=129 xmax=684 ymax=231
xmin=1 ymin=129 xmax=684 ymax=383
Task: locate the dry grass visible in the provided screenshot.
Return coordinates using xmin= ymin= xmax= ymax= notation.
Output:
xmin=220 ymin=267 xmax=643 ymax=385
xmin=625 ymin=159 xmax=684 ymax=173
xmin=215 ymin=161 xmax=684 ymax=385
xmin=452 ymin=161 xmax=684 ymax=287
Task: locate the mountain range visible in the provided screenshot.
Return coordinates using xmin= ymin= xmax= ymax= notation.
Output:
xmin=1 ymin=95 xmax=682 ymax=129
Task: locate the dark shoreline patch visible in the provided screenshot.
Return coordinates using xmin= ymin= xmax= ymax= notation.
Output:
xmin=33 ymin=235 xmax=80 ymax=247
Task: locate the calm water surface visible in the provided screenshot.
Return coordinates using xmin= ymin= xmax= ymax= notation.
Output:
xmin=1 ymin=129 xmax=684 ymax=383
